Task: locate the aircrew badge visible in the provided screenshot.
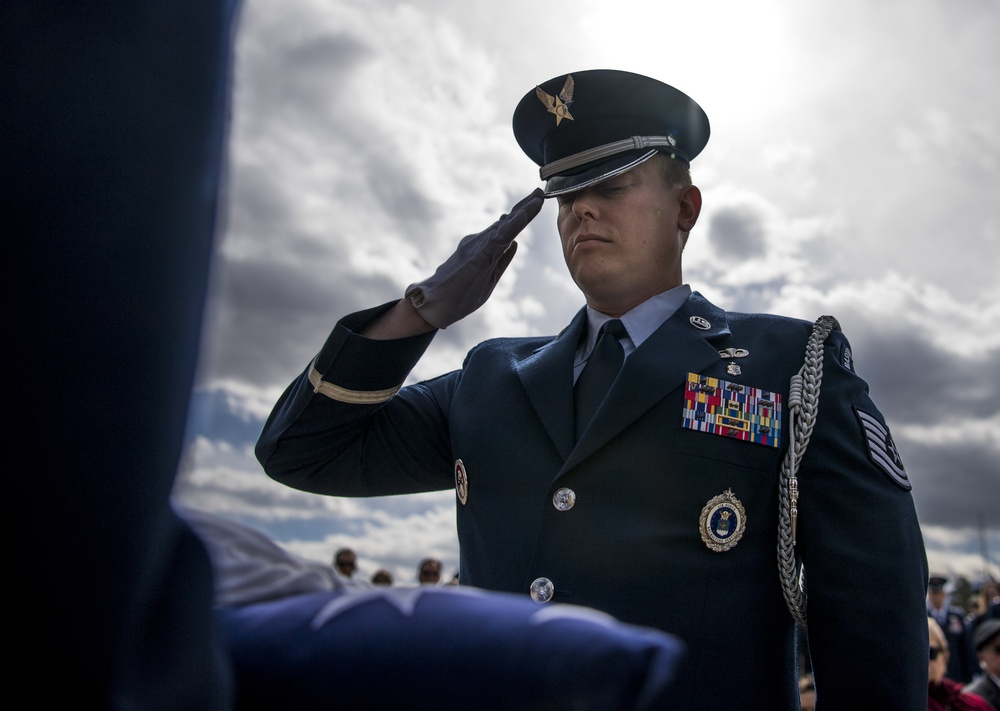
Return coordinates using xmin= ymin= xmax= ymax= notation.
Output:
xmin=719 ymin=347 xmax=749 ymax=376
xmin=700 ymin=489 xmax=747 ymax=552
xmin=454 ymin=459 xmax=469 ymax=505
xmin=535 ymin=75 xmax=575 ymax=125
xmin=682 ymin=373 xmax=782 ymax=447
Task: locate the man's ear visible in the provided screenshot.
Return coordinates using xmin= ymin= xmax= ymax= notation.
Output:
xmin=677 ymin=185 xmax=702 ymax=232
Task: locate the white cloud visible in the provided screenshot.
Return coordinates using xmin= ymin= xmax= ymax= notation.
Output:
xmin=182 ymin=0 xmax=1000 ymax=598
xmin=922 ymin=524 xmax=1000 ymax=582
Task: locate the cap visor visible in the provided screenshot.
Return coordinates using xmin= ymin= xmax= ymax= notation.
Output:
xmin=544 ymin=149 xmax=662 ymax=197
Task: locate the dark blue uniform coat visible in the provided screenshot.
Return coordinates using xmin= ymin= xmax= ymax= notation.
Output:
xmin=932 ymin=606 xmax=977 ymax=683
xmin=257 ymin=292 xmax=929 ymax=710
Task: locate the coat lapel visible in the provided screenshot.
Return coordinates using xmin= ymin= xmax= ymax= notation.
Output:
xmin=562 ymin=292 xmax=731 ymax=472
xmin=514 ymin=308 xmax=587 ymax=461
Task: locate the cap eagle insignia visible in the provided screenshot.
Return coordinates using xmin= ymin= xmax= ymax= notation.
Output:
xmin=536 ymin=75 xmax=575 ymax=125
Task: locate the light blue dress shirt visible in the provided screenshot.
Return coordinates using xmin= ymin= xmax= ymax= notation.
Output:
xmin=572 ymin=284 xmax=692 ymax=383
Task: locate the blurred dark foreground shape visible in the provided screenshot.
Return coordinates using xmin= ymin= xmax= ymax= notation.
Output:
xmin=3 ymin=1 xmax=240 ymax=707
xmin=184 ymin=507 xmax=686 ymax=711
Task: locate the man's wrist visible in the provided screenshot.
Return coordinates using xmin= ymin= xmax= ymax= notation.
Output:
xmin=361 ymin=298 xmax=437 ymax=340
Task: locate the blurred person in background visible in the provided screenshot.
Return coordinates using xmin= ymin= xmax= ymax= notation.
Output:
xmin=929 ymin=575 xmax=976 ymax=683
xmin=418 ymin=558 xmax=443 ymax=586
xmin=963 ymin=619 xmax=1000 ymax=710
xmin=334 ymin=548 xmax=358 ymax=580
xmin=929 ymin=617 xmax=993 ymax=711
xmin=798 ymin=674 xmax=815 ymax=711
xmin=970 ymin=581 xmax=1000 ymax=639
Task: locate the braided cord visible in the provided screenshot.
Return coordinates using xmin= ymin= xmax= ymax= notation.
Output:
xmin=777 ymin=315 xmax=840 ymax=626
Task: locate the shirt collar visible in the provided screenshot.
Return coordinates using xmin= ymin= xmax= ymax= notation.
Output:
xmin=577 ymin=284 xmax=692 ymax=367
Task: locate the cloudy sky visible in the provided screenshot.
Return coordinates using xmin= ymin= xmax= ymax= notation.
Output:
xmin=173 ymin=0 xmax=1000 ymax=589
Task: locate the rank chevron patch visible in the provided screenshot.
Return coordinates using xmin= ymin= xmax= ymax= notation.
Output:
xmin=682 ymin=373 xmax=782 ymax=448
xmin=855 ymin=408 xmax=910 ymax=490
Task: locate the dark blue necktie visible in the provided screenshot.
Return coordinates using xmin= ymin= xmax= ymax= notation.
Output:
xmin=574 ymin=319 xmax=626 ymax=440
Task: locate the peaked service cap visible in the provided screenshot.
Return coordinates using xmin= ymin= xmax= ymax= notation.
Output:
xmin=512 ymin=69 xmax=710 ymax=196
xmin=974 ymin=619 xmax=1000 ymax=651
xmin=928 ymin=575 xmax=949 ymax=592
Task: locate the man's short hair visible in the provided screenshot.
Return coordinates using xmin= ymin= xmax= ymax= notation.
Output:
xmin=656 ymin=151 xmax=692 ymax=189
xmin=654 ymin=152 xmax=694 ymax=250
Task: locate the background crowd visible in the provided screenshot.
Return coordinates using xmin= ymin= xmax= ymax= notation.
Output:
xmin=332 ymin=546 xmax=459 ymax=588
xmin=329 ymin=543 xmax=1000 ymax=709
xmin=787 ymin=573 xmax=999 ymax=710
xmin=213 ymin=518 xmax=1000 ymax=710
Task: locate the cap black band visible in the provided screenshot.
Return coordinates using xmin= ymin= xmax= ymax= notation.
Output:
xmin=540 ymin=135 xmax=680 ymax=180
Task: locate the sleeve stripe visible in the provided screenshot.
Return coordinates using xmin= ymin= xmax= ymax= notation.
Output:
xmin=308 ymin=364 xmax=400 ymax=404
xmin=856 ymin=409 xmax=888 ymax=438
xmin=869 ymin=448 xmax=904 ymax=479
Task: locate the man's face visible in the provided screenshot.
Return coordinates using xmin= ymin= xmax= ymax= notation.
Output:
xmin=979 ymin=637 xmax=1000 ymax=678
xmin=555 ymin=156 xmax=701 ymax=316
xmin=928 ymin=589 xmax=946 ymax=609
xmin=419 ymin=561 xmax=441 ymax=584
xmin=336 ymin=553 xmax=356 ymax=577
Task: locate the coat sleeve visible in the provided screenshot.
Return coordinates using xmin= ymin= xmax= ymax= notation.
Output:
xmin=255 ymin=301 xmax=460 ymax=497
xmin=796 ymin=329 xmax=928 ymax=709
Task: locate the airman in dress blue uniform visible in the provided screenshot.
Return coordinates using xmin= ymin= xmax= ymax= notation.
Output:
xmin=257 ymin=70 xmax=928 ymax=709
xmin=929 ymin=574 xmax=977 ymax=683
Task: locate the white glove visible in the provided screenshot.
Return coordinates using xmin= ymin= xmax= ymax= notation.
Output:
xmin=404 ymin=189 xmax=544 ymax=329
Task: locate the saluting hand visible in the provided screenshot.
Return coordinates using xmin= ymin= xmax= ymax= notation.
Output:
xmin=404 ymin=189 xmax=544 ymax=329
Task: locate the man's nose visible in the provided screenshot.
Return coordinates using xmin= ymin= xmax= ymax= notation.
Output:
xmin=571 ymin=189 xmax=599 ymax=220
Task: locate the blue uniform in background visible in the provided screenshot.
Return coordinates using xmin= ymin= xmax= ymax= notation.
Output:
xmin=931 ymin=605 xmax=977 ymax=683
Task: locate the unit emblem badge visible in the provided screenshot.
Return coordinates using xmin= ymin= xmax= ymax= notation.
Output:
xmin=454 ymin=459 xmax=469 ymax=505
xmin=700 ymin=489 xmax=747 ymax=552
